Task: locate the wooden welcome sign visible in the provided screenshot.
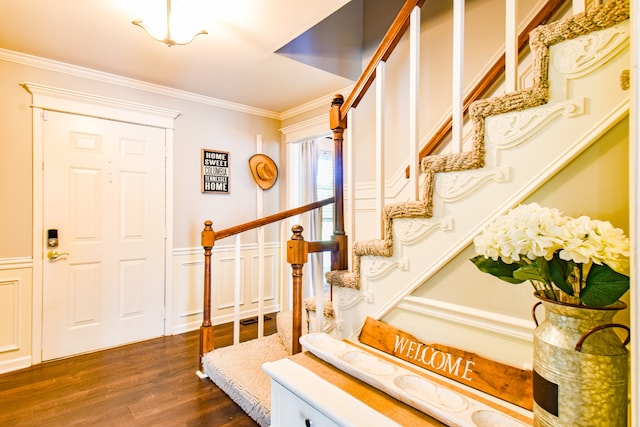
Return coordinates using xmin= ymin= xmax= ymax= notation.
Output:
xmin=359 ymin=317 xmax=533 ymax=410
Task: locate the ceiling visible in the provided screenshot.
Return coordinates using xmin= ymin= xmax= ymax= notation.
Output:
xmin=0 ymin=0 xmax=371 ymax=115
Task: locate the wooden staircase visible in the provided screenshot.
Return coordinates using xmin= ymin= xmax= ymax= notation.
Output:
xmin=200 ymin=1 xmax=631 ymax=425
xmin=309 ymin=1 xmax=630 ymax=353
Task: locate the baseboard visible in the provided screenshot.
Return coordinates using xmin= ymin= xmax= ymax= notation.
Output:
xmin=0 ymin=355 xmax=31 ymax=374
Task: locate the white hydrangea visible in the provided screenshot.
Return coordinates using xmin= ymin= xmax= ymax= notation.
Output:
xmin=472 ymin=203 xmax=630 ymax=305
xmin=559 ymin=217 xmax=630 ymax=274
xmin=473 ymin=203 xmax=567 ymax=263
xmin=475 ymin=203 xmax=629 ymax=274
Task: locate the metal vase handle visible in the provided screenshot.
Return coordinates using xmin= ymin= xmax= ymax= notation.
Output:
xmin=531 ymin=302 xmax=630 ymax=351
xmin=574 ymin=324 xmax=631 ymax=352
xmin=532 ymin=302 xmax=543 ymax=327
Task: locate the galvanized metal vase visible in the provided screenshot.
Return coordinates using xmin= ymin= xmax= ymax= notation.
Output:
xmin=532 ymin=293 xmax=629 ymax=426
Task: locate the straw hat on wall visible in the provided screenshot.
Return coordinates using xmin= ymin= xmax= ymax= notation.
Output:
xmin=248 ymin=154 xmax=278 ymax=190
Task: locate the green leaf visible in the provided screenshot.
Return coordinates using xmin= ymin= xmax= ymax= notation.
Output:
xmin=548 ymin=254 xmax=574 ymax=296
xmin=470 ymin=256 xmax=525 ymax=284
xmin=581 ymin=263 xmax=630 ymax=307
xmin=513 ymin=258 xmax=550 ymax=283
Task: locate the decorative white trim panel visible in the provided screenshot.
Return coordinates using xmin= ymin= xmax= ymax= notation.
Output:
xmin=335 ymin=287 xmax=367 ymax=310
xmin=552 ymin=21 xmax=630 ymax=78
xmin=486 ymin=98 xmax=586 ymax=149
xmin=0 ymin=258 xmax=32 ymax=269
xmin=397 ymin=296 xmax=535 ymax=342
xmin=363 ymin=257 xmax=410 ymax=280
xmin=0 ymin=279 xmax=20 ymax=352
xmin=395 ymin=217 xmax=454 ymax=245
xmin=0 ymin=264 xmax=31 ymax=374
xmin=171 ymin=243 xmax=281 ymax=334
xmin=435 ymin=167 xmax=511 ymax=202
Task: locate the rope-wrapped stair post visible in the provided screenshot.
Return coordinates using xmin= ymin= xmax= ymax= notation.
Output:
xmin=287 ymin=225 xmax=308 ymax=355
xmin=199 ymin=220 xmax=215 ymax=373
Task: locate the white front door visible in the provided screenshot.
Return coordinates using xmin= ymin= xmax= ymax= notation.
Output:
xmin=42 ymin=111 xmax=166 ymax=360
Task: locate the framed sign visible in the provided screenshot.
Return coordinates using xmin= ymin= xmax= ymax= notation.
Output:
xmin=201 ymin=149 xmax=230 ymax=193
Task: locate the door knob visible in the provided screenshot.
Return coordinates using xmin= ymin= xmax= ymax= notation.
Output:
xmin=47 ymin=250 xmax=69 ymax=261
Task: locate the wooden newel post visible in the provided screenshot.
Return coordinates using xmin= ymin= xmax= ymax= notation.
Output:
xmin=287 ymin=225 xmax=308 ymax=355
xmin=199 ymin=220 xmax=215 ymax=372
xmin=330 ymin=94 xmax=349 ymax=271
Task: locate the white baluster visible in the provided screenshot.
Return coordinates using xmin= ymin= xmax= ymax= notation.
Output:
xmin=409 ymin=6 xmax=421 ymax=200
xmin=505 ymin=0 xmax=518 ymax=93
xmin=452 ymin=0 xmax=465 ymax=153
xmin=234 ymin=234 xmax=241 ymax=345
xmin=257 ymin=226 xmax=265 ymax=339
xmin=572 ymin=0 xmax=586 ymax=15
xmin=346 ymin=108 xmax=355 ymax=256
xmin=256 ymin=135 xmax=265 ymax=338
xmin=375 ymin=61 xmax=385 ymax=238
xmin=314 ymin=255 xmax=325 ymax=333
xmin=279 ymin=221 xmax=291 ymax=311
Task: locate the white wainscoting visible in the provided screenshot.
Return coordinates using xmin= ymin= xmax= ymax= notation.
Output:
xmin=171 ymin=242 xmax=281 ymax=334
xmin=0 ymin=258 xmax=33 ymax=374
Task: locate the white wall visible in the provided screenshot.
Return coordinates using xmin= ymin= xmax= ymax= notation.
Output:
xmin=350 ymin=0 xmax=546 ymax=186
xmin=303 ymin=2 xmax=633 ymax=374
xmin=171 ymin=242 xmax=281 ymax=334
xmin=387 ymin=116 xmax=630 ymax=368
xmin=0 ymin=52 xmax=284 ymax=372
xmin=0 ymin=54 xmax=282 ymax=258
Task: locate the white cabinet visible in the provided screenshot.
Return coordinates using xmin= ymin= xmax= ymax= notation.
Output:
xmin=263 ymin=358 xmax=402 ymax=427
xmin=271 ymin=381 xmax=340 ymax=427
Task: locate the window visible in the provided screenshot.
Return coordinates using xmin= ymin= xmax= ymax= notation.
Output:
xmin=316 ymin=146 xmax=334 ymax=277
xmin=287 ymin=136 xmax=334 ymax=292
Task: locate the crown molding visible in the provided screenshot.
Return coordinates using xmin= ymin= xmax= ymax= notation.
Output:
xmin=280 ymin=115 xmax=330 ymax=143
xmin=2 ymin=49 xmax=357 ymax=122
xmin=280 ymin=84 xmax=354 ymax=120
xmin=0 ymin=48 xmax=282 ymax=120
xmin=23 ymin=82 xmax=181 ymax=128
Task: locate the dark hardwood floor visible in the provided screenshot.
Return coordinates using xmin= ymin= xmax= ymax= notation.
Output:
xmin=0 ymin=315 xmax=278 ymax=426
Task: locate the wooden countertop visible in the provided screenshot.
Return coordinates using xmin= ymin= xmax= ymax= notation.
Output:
xmin=289 ymin=351 xmax=447 ymax=426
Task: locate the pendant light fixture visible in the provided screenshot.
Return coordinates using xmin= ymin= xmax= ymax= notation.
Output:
xmin=132 ymin=0 xmax=208 ymax=47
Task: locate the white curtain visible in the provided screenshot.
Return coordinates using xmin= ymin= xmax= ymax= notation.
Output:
xmin=299 ymin=139 xmax=324 ymax=298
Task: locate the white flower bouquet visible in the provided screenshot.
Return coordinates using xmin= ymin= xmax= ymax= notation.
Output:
xmin=471 ymin=203 xmax=630 ymax=307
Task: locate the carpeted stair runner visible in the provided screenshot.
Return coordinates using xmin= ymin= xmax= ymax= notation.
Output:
xmin=202 ymin=312 xmax=298 ymax=427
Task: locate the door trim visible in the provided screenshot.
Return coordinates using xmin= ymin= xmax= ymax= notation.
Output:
xmin=25 ymin=82 xmax=180 ymax=364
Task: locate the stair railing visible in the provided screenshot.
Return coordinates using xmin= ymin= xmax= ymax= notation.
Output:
xmin=410 ymin=0 xmax=566 ymax=173
xmin=198 ymin=197 xmax=334 ymax=372
xmin=281 ymin=0 xmax=574 ymax=345
xmin=286 ymin=225 xmax=339 ymax=354
xmin=198 ymin=0 xmax=575 ymax=374
xmin=328 ymin=0 xmax=565 ymax=232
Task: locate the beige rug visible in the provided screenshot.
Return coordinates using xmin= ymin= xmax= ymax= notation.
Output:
xmin=201 ymin=312 xmax=295 ymax=427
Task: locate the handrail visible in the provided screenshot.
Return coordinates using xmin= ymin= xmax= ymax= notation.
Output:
xmin=340 ymin=0 xmax=426 ymax=117
xmin=214 ymin=197 xmax=335 ymax=241
xmin=197 ymin=196 xmax=335 ymax=372
xmin=410 ymin=0 xmax=565 ymax=174
xmin=198 ymin=0 xmax=570 ymax=372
